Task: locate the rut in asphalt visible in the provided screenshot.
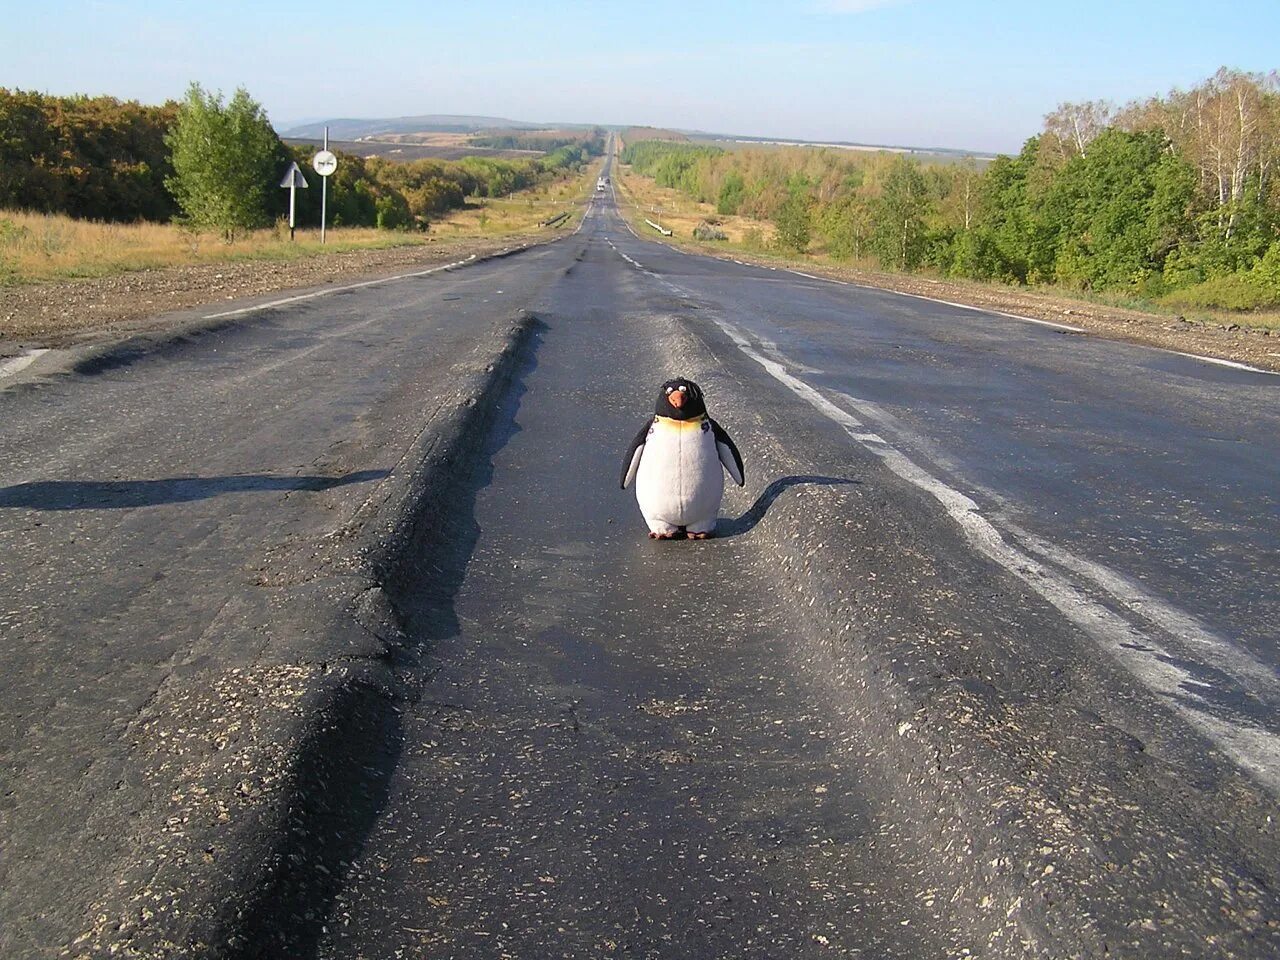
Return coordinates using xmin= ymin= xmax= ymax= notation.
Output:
xmin=292 ymin=235 xmax=945 ymax=959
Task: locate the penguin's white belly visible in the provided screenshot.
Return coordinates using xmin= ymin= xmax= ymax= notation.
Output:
xmin=635 ymin=420 xmax=724 ymax=529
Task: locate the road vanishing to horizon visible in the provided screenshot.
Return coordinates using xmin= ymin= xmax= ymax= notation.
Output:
xmin=2 ymin=143 xmax=1279 ymax=958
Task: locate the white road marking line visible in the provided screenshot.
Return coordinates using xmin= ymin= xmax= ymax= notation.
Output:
xmin=0 ymin=349 xmax=50 ymax=380
xmin=201 ymin=255 xmax=479 ymax=320
xmin=789 ymin=269 xmax=850 ymax=285
xmin=781 ymin=267 xmax=1086 ymax=332
xmin=614 ymin=221 xmax=1280 ymax=792
xmin=724 ymin=314 xmax=1280 ymax=792
xmin=703 ymin=311 xmax=1280 ymax=793
xmin=603 ymin=218 xmax=1280 ymax=778
xmin=613 ymin=204 xmax=1086 ymax=334
xmin=1006 ymin=521 xmax=1280 ymax=698
xmin=1168 ymin=351 xmax=1279 ymax=376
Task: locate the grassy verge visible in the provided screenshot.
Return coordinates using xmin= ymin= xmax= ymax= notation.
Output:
xmin=0 ymin=161 xmax=599 ymax=287
xmin=429 ymin=160 xmax=597 ymax=239
xmin=615 ymin=166 xmax=1280 ymax=335
xmin=615 ymin=165 xmax=773 ymax=247
xmin=0 ymin=213 xmax=430 ymax=285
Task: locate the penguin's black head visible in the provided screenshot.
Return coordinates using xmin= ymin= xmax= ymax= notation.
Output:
xmin=655 ymin=378 xmax=707 ymax=420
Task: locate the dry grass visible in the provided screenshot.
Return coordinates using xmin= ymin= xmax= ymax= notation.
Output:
xmin=374 ymin=132 xmax=477 ymax=147
xmin=0 ymin=161 xmax=599 ymax=287
xmin=431 ymin=164 xmax=596 ymax=237
xmin=0 ymin=212 xmax=432 ymax=286
xmin=615 ymin=166 xmax=773 ymax=247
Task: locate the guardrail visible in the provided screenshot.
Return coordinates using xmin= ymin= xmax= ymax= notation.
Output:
xmin=645 ymin=219 xmax=672 ymax=236
xmin=540 ymin=211 xmax=571 ymax=228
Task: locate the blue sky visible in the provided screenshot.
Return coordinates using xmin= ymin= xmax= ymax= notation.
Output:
xmin=5 ymin=0 xmax=1277 ymax=153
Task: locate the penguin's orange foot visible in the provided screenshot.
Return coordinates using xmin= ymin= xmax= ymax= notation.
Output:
xmin=649 ymin=531 xmax=677 ymax=539
xmin=687 ymin=531 xmax=711 ymax=540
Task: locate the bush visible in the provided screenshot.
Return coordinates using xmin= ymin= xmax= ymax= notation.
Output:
xmin=693 ymin=220 xmax=727 ymax=241
xmin=717 ymin=172 xmax=745 ymax=215
xmin=1160 ymin=273 xmax=1280 ymax=311
xmin=1249 ymin=241 xmax=1280 ymax=296
xmin=773 ymin=192 xmax=811 ymax=253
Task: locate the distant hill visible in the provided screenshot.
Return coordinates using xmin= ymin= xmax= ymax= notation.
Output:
xmin=279 ymin=116 xmax=988 ymax=159
xmin=280 ymin=115 xmax=604 ymax=139
xmin=690 ymin=131 xmax=994 ymax=160
xmin=621 ymin=127 xmax=689 ymax=143
xmin=281 ymin=115 xmax=539 ymax=139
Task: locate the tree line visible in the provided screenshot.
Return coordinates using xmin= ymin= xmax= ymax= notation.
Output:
xmin=623 ymin=68 xmax=1280 ymax=311
xmin=0 ymin=86 xmax=605 ymax=238
xmin=469 ymin=131 xmax=603 ymax=153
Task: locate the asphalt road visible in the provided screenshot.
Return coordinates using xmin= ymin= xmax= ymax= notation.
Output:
xmin=598 ymin=194 xmax=1280 ymax=795
xmin=311 ymin=173 xmax=1279 ymax=955
xmin=0 ymin=243 xmax=570 ymax=954
xmin=3 ymin=148 xmax=1278 ymax=957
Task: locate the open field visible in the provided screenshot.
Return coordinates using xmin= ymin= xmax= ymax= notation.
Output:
xmin=283 ymin=137 xmax=540 ymax=161
xmin=0 ymin=213 xmax=430 ymax=286
xmin=0 ymin=159 xmax=601 ymax=344
xmin=691 ymin=135 xmax=997 ymax=165
xmin=614 ymin=165 xmax=774 ymax=247
xmin=0 ymin=161 xmax=598 ymax=288
xmin=431 ymin=163 xmax=596 ymax=237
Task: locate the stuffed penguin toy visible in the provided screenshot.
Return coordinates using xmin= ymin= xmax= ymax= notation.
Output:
xmin=620 ymin=378 xmax=744 ymax=539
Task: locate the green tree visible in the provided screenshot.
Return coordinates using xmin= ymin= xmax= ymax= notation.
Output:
xmin=818 ymin=194 xmax=871 ymax=261
xmin=1042 ymin=129 xmax=1196 ymax=289
xmin=966 ymin=139 xmax=1042 ymax=282
xmin=717 ymin=171 xmax=745 ymax=215
xmin=773 ymin=190 xmax=812 ymax=252
xmin=872 ymin=156 xmax=929 ymax=270
xmin=164 ymin=83 xmax=280 ymax=240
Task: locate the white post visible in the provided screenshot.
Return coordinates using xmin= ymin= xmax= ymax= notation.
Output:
xmin=320 ymin=126 xmax=329 ymax=244
xmin=288 ymin=180 xmax=297 ymax=240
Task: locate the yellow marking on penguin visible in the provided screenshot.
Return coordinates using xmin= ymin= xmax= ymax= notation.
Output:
xmin=654 ymin=415 xmax=707 ymax=431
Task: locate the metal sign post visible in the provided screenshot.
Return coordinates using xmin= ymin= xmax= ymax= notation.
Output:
xmin=312 ymin=126 xmax=338 ymax=244
xmin=279 ymin=161 xmax=308 ymax=240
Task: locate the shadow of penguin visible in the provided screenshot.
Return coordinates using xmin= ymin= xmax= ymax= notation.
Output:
xmin=717 ymin=475 xmax=861 ymax=538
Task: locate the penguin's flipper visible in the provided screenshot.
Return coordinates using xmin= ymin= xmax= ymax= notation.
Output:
xmin=620 ymin=420 xmax=651 ymax=488
xmin=710 ymin=418 xmax=745 ymax=486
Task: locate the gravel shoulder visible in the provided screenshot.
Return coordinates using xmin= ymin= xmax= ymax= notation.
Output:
xmin=775 ymin=258 xmax=1280 ymax=372
xmin=8 ymin=214 xmax=1277 ymax=375
xmin=0 ymin=234 xmax=551 ymax=353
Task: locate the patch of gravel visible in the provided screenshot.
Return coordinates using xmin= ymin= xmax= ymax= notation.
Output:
xmin=0 ymin=234 xmax=546 ymax=353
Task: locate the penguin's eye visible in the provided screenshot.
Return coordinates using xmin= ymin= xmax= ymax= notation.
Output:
xmin=678 ymin=385 xmax=687 ymax=393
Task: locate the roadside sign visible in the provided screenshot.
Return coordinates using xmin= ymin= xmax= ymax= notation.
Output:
xmin=317 ymin=129 xmax=335 ymax=244
xmin=312 ymin=150 xmax=338 ymax=177
xmin=279 ymin=161 xmax=309 ymax=240
xmin=280 ymin=161 xmax=308 ymax=189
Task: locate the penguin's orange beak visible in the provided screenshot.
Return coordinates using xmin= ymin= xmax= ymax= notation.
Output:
xmin=669 ymin=391 xmax=685 ymax=409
